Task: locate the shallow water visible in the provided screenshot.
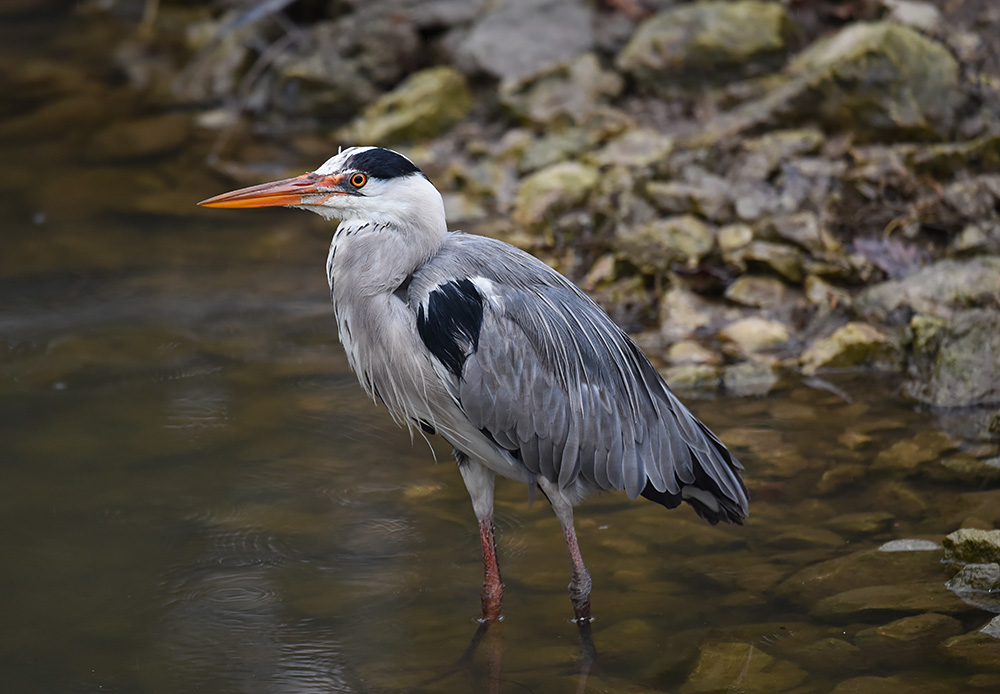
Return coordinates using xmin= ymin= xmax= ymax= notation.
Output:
xmin=3 ymin=6 xmax=1000 ymax=693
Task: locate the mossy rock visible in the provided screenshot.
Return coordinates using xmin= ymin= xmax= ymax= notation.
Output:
xmin=512 ymin=161 xmax=599 ymax=229
xmin=338 ymin=67 xmax=472 ymax=144
xmin=617 ymin=0 xmax=795 ymax=90
xmin=943 ymin=528 xmax=1000 ymax=564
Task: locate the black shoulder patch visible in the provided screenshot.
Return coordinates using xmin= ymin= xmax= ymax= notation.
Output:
xmin=346 ymin=148 xmax=425 ymax=180
xmin=416 ymin=279 xmax=484 ymax=378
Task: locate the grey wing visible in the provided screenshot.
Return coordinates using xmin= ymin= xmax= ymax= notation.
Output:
xmin=459 ymin=279 xmax=749 ymax=525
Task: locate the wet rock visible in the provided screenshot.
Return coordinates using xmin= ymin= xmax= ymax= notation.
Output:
xmin=782 ymin=22 xmax=959 ymax=140
xmin=856 ymin=257 xmax=1000 ymax=320
xmin=905 ymin=309 xmax=1000 ymax=407
xmin=742 ymin=241 xmax=805 ymax=282
xmin=872 ymin=430 xmax=958 ymax=473
xmin=338 ymin=67 xmax=472 ymax=144
xmin=827 ymin=512 xmax=895 ymax=536
xmin=680 ymin=641 xmax=807 ymax=694
xmin=770 ymin=525 xmax=846 ymax=549
xmin=830 ymin=675 xmax=951 ymax=694
xmin=724 ymin=275 xmax=789 ymax=308
xmin=984 ymin=614 xmax=1000 ymax=639
xmin=879 ymin=539 xmax=940 ymax=552
xmin=457 ymin=0 xmax=594 ymax=80
xmin=666 ymin=340 xmax=720 ymax=366
xmin=614 ymin=215 xmax=715 ymax=274
xmin=813 ymin=583 xmax=976 ymax=621
xmin=854 ymin=613 xmax=963 ymax=667
xmin=783 ymin=636 xmax=860 ymax=675
xmin=659 ymin=286 xmax=720 ymax=341
xmin=943 ymin=528 xmax=1000 ymax=564
xmin=499 ymin=53 xmax=624 ymax=127
xmin=617 ymin=1 xmax=795 ymax=91
xmin=940 ymin=627 xmax=1000 ymax=670
xmin=718 ymin=317 xmax=790 ymax=354
xmin=512 ymin=161 xmax=599 ymax=229
xmin=868 ymin=479 xmax=928 ymax=518
xmin=722 ymin=359 xmax=779 ymax=397
xmin=947 ymin=563 xmax=1000 ymax=592
xmin=800 ymin=322 xmax=902 ymax=375
xmin=805 ymin=275 xmax=852 ymax=309
xmin=776 ymin=547 xmax=946 ymax=607
xmin=930 ymin=455 xmax=1000 ymax=484
xmin=663 ymin=364 xmax=720 ymax=391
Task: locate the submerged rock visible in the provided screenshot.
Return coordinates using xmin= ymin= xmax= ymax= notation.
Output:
xmin=906 ymin=309 xmax=1000 ymax=407
xmin=338 ymin=67 xmax=472 ymax=143
xmin=617 ymin=0 xmax=796 ymax=91
xmin=800 ymin=322 xmax=902 ymax=375
xmin=680 ymin=640 xmax=807 ymax=693
xmin=854 ymin=613 xmax=963 ymax=667
xmin=943 ymin=528 xmax=1000 ymax=564
xmin=722 ymin=359 xmax=780 ymax=397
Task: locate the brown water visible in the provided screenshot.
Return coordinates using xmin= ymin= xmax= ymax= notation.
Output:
xmin=3 ymin=6 xmax=1000 ymax=694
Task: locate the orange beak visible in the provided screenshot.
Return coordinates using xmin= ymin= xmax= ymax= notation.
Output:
xmin=198 ymin=172 xmax=349 ymax=209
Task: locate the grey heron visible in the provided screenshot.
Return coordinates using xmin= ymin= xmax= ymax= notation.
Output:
xmin=199 ymin=146 xmax=749 ymax=624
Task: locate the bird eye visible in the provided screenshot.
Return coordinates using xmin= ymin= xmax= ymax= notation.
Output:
xmin=350 ymin=173 xmax=367 ymax=188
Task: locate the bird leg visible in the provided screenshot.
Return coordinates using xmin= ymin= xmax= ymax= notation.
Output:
xmin=457 ymin=453 xmax=504 ymax=622
xmin=478 ymin=516 xmax=504 ymax=623
xmin=563 ymin=523 xmax=593 ymax=622
xmin=537 ymin=477 xmax=593 ymax=623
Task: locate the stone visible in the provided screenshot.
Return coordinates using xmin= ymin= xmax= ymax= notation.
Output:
xmin=272 ymin=14 xmax=420 ymax=120
xmin=735 ymin=129 xmax=826 ymax=182
xmin=659 ymin=286 xmax=720 ymax=341
xmin=804 ymin=275 xmax=852 ymax=308
xmin=776 ymin=548 xmax=947 ymax=607
xmin=855 ymin=613 xmax=963 ymax=662
xmin=718 ymin=224 xmax=753 ymax=253
xmin=768 ymin=212 xmax=842 ymax=255
xmin=617 ymin=1 xmax=795 ymax=91
xmin=872 ymin=430 xmax=957 ymax=473
xmin=512 ymin=161 xmax=599 ymax=229
xmin=830 ymin=675 xmax=951 ymax=694
xmin=879 ymin=539 xmax=940 ymax=552
xmin=722 ymin=360 xmax=779 ymax=397
xmin=782 ymin=22 xmax=959 ymax=140
xmin=905 ymin=309 xmax=1000 ymax=407
xmin=940 ymin=628 xmax=1000 ymax=670
xmin=812 ymin=583 xmax=976 ymax=621
xmin=800 ymin=322 xmax=902 ymax=375
xmin=785 ymin=637 xmax=860 ymax=675
xmin=499 ymin=53 xmax=623 ymax=127
xmin=338 ymin=66 xmax=472 ymax=143
xmin=947 ymin=563 xmax=1000 ymax=593
xmin=457 ymin=0 xmax=594 ymax=80
xmin=719 ymin=317 xmax=790 ymax=354
xmin=724 ymin=275 xmax=788 ymax=308
xmin=943 ymin=528 xmax=1000 ymax=565
xmin=645 ymin=179 xmax=731 ymax=222
xmin=827 ymin=512 xmax=894 ymax=536
xmin=592 ymin=129 xmax=674 ymax=169
xmin=883 ymin=0 xmax=942 ymax=32
xmin=984 ymin=614 xmax=1000 ymax=639
xmin=856 ymin=257 xmax=1000 ymax=320
xmin=680 ymin=641 xmax=807 ymax=693
xmin=667 ymin=340 xmax=720 ymax=366
xmin=614 ymin=216 xmax=715 ymax=274
xmin=743 ymin=241 xmax=805 ymax=282
xmin=663 ymin=364 xmax=720 ymax=391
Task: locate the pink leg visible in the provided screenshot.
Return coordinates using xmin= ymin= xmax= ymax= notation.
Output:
xmin=563 ymin=524 xmax=593 ymax=623
xmin=479 ymin=517 xmax=504 ymax=623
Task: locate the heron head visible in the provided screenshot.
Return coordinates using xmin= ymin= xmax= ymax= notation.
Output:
xmin=198 ymin=147 xmax=446 ymax=232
